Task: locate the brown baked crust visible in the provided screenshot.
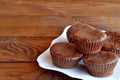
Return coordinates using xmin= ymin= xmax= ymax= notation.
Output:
xmin=67 ymin=24 xmax=106 ymax=43
xmin=67 ymin=23 xmax=107 ymax=54
xmin=102 ymin=31 xmax=120 ymax=57
xmin=83 ymin=51 xmax=118 ymax=77
xmin=83 ymin=51 xmax=118 ymax=64
xmin=50 ymin=42 xmax=83 ymax=68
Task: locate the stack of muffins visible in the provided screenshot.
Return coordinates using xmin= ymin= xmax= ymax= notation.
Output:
xmin=50 ymin=23 xmax=119 ymax=77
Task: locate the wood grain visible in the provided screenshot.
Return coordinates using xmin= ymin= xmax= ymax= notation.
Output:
xmin=0 ymin=0 xmax=120 ymax=80
xmin=0 ymin=17 xmax=120 ymax=36
xmin=0 ymin=63 xmax=80 ymax=80
xmin=0 ymin=16 xmax=70 ymax=36
xmin=0 ymin=0 xmax=120 ymax=16
xmin=0 ymin=37 xmax=54 ymax=62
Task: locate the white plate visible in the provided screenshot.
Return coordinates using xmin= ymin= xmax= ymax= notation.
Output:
xmin=37 ymin=25 xmax=120 ymax=80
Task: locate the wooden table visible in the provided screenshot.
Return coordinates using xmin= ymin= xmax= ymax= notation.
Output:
xmin=0 ymin=0 xmax=120 ymax=80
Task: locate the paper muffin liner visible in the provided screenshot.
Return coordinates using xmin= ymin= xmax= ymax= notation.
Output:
xmin=67 ymin=24 xmax=107 ymax=54
xmin=75 ymin=39 xmax=106 ymax=54
xmin=102 ymin=31 xmax=120 ymax=58
xmin=67 ymin=28 xmax=76 ymax=43
xmin=50 ymin=52 xmax=82 ymax=68
xmin=110 ymin=49 xmax=120 ymax=58
xmin=102 ymin=48 xmax=120 ymax=58
xmin=83 ymin=59 xmax=118 ymax=77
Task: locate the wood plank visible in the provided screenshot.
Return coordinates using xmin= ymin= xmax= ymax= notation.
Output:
xmin=1 ymin=0 xmax=120 ymax=16
xmin=0 ymin=17 xmax=120 ymax=36
xmin=0 ymin=63 xmax=79 ymax=80
xmin=1 ymin=1 xmax=120 ymax=80
xmin=70 ymin=16 xmax=120 ymax=32
xmin=0 ymin=26 xmax=65 ymax=37
xmin=0 ymin=37 xmax=54 ymax=62
xmin=0 ymin=16 xmax=70 ymax=36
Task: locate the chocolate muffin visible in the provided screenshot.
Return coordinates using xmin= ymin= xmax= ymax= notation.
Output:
xmin=83 ymin=51 xmax=118 ymax=77
xmin=67 ymin=24 xmax=107 ymax=54
xmin=102 ymin=31 xmax=120 ymax=58
xmin=50 ymin=42 xmax=83 ymax=68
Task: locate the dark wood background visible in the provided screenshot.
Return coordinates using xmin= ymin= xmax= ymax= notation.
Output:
xmin=0 ymin=0 xmax=120 ymax=80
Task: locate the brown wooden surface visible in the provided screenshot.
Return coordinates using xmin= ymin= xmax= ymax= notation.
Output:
xmin=0 ymin=0 xmax=120 ymax=80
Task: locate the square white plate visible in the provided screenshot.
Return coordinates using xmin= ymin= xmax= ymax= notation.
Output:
xmin=37 ymin=25 xmax=120 ymax=80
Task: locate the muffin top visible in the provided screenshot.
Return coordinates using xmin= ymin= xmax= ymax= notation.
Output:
xmin=67 ymin=24 xmax=107 ymax=42
xmin=102 ymin=31 xmax=120 ymax=50
xmin=50 ymin=42 xmax=83 ymax=58
xmin=83 ymin=51 xmax=118 ymax=64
